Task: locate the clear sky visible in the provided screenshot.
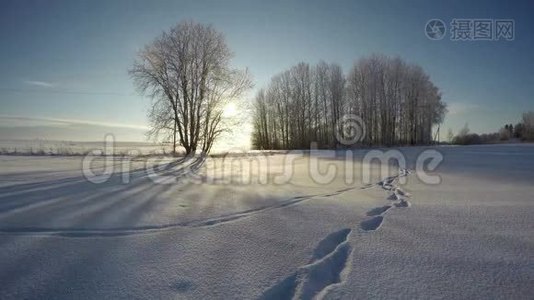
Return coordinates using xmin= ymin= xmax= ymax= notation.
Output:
xmin=1 ymin=0 xmax=533 ymax=146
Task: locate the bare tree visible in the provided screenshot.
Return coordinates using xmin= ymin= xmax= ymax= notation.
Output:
xmin=458 ymin=123 xmax=470 ymax=137
xmin=447 ymin=128 xmax=454 ymax=143
xmin=130 ymin=21 xmax=252 ymax=155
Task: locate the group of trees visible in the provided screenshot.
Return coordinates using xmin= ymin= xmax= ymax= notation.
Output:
xmin=450 ymin=124 xmax=496 ymax=145
xmin=252 ymin=55 xmax=447 ymax=149
xmin=130 ymin=21 xmax=251 ymax=155
xmin=451 ymin=111 xmax=534 ymax=145
xmin=252 ymin=62 xmax=345 ymax=149
xmin=500 ymin=124 xmax=516 ymax=140
xmin=522 ymin=111 xmax=534 ymax=140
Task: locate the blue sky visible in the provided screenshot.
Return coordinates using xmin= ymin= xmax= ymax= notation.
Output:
xmin=1 ymin=0 xmax=533 ymax=144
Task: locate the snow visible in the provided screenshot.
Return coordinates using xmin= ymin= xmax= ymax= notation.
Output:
xmin=0 ymin=139 xmax=167 ymax=156
xmin=0 ymin=144 xmax=533 ymax=299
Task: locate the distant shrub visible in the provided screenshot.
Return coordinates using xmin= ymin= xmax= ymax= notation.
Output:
xmin=452 ymin=133 xmax=481 ymax=145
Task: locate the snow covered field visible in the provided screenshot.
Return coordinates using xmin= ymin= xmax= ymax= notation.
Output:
xmin=0 ymin=144 xmax=533 ymax=299
xmin=0 ymin=139 xmax=169 ymax=156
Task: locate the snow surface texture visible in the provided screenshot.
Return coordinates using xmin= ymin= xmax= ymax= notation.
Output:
xmin=0 ymin=144 xmax=533 ymax=299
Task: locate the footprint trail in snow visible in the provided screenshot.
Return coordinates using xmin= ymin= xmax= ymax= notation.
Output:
xmin=259 ymin=228 xmax=353 ymax=300
xmin=360 ymin=168 xmax=413 ymax=232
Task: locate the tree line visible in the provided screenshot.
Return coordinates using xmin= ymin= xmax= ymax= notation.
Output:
xmin=252 ymin=55 xmax=447 ymax=149
xmin=499 ymin=112 xmax=534 ymax=141
xmin=451 ymin=111 xmax=534 ymax=145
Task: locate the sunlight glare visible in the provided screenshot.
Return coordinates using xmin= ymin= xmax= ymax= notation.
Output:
xmin=223 ymin=102 xmax=238 ymax=117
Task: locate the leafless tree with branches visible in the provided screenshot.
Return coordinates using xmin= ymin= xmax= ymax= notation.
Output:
xmin=130 ymin=21 xmax=252 ymax=155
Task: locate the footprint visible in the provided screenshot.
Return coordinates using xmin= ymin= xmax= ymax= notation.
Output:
xmin=295 ymin=242 xmax=352 ymax=299
xmin=258 ymin=273 xmax=298 ymax=300
xmin=395 ymin=188 xmax=404 ymax=195
xmin=358 ymin=169 xmax=414 ymax=234
xmin=360 ymin=216 xmax=384 ymax=231
xmin=382 ymin=184 xmax=394 ymax=191
xmin=259 ymin=228 xmax=353 ymax=300
xmin=395 ymin=188 xmax=410 ymax=197
xmin=387 ymin=193 xmax=400 ymax=201
xmin=394 ymin=199 xmax=411 ymax=208
xmin=366 ymin=205 xmax=392 ymax=216
xmin=310 ymin=228 xmax=351 ymax=263
xmin=399 ymin=168 xmax=412 ymax=176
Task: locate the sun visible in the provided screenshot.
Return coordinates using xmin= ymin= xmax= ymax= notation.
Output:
xmin=223 ymin=102 xmax=238 ymax=117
